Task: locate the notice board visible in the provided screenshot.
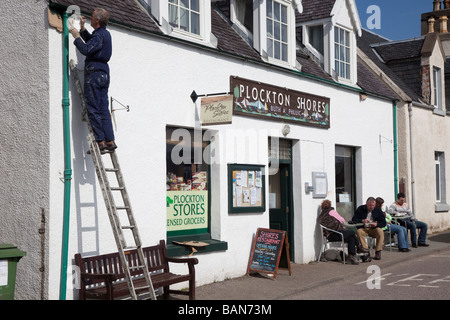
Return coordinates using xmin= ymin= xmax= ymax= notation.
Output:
xmin=247 ymin=228 xmax=291 ymax=279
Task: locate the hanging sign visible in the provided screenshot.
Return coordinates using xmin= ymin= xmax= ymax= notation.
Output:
xmin=230 ymin=76 xmax=330 ymax=128
xmin=200 ymin=94 xmax=233 ymax=125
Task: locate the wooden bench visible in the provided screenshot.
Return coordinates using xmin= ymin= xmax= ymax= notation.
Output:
xmin=74 ymin=240 xmax=198 ymax=300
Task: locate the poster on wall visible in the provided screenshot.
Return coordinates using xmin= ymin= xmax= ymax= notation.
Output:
xmin=228 ymin=164 xmax=265 ymax=213
xmin=230 ymin=76 xmax=330 ymax=128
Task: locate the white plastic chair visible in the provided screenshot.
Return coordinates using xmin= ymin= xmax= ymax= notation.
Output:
xmin=317 ymin=224 xmax=347 ymax=264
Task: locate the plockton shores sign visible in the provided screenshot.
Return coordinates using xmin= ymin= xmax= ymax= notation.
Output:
xmin=230 ymin=76 xmax=330 ymax=128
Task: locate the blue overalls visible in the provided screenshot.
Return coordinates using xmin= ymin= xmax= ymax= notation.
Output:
xmin=74 ymin=26 xmax=114 ymax=142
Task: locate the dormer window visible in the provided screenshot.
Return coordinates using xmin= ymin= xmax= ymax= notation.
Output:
xmin=266 ymin=0 xmax=289 ymax=62
xmin=433 ymin=66 xmax=443 ymax=109
xmin=169 ymin=0 xmax=200 ymax=35
xmin=334 ymin=27 xmax=351 ymax=80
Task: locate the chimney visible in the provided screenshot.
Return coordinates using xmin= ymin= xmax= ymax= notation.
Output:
xmin=428 ymin=16 xmax=436 ymax=33
xmin=440 ymin=15 xmax=448 ymax=32
xmin=434 ymin=0 xmax=442 ymax=11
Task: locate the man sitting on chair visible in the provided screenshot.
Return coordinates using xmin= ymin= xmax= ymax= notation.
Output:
xmin=352 ymin=197 xmax=386 ymax=260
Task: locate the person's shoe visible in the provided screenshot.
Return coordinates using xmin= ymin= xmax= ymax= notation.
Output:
xmin=87 ymin=141 xmax=106 ymax=154
xmin=412 ymin=243 xmax=418 ymax=248
xmin=357 ymin=245 xmax=369 ymax=254
xmin=418 ymin=243 xmax=429 ymax=247
xmin=348 ymin=254 xmax=360 ymax=265
xmin=374 ymin=250 xmax=381 ymax=260
xmin=398 ymin=248 xmax=410 ymax=252
xmin=98 ymin=140 xmax=107 ymax=150
xmin=106 ymin=141 xmax=117 ymax=151
xmin=361 ymin=254 xmax=372 ymax=262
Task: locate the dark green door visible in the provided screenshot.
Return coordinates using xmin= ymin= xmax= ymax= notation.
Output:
xmin=269 ymin=163 xmax=293 ymax=259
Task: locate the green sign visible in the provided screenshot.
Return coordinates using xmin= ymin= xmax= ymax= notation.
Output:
xmin=166 ymin=191 xmax=208 ymax=233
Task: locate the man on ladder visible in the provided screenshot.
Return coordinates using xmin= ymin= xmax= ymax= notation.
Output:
xmin=69 ymin=8 xmax=117 ymax=153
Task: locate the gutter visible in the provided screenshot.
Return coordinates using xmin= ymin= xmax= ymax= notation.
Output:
xmin=393 ymin=101 xmax=398 ymax=197
xmin=408 ymin=103 xmax=416 ymax=215
xmin=59 ymin=11 xmax=72 ymax=300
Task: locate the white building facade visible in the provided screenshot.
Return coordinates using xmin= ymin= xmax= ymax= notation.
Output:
xmin=1 ymin=0 xmax=396 ymax=299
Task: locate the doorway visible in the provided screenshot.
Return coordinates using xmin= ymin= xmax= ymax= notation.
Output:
xmin=268 ymin=138 xmax=293 ymax=260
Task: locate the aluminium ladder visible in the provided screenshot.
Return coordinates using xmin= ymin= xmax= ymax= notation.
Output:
xmin=69 ymin=60 xmax=156 ymax=300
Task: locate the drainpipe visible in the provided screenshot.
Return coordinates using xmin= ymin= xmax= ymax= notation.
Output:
xmin=408 ymin=103 xmax=416 ymax=215
xmin=59 ymin=11 xmax=72 ymax=300
xmin=393 ymin=101 xmax=398 ymax=197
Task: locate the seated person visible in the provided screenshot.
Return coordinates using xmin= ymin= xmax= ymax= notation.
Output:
xmin=376 ymin=197 xmax=410 ymax=252
xmin=352 ymin=197 xmax=386 ymax=260
xmin=317 ymin=199 xmax=367 ymax=265
xmin=387 ymin=192 xmax=429 ymax=247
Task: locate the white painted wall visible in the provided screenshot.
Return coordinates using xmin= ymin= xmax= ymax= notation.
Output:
xmin=48 ymin=20 xmax=394 ymax=299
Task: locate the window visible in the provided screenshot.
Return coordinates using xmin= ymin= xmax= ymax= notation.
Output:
xmin=234 ymin=0 xmax=253 ymax=33
xmin=334 ymin=27 xmax=351 ymax=80
xmin=435 ymin=152 xmax=445 ymax=203
xmin=335 ymin=146 xmax=355 ymax=221
xmin=266 ymin=0 xmax=289 ymax=62
xmin=169 ymin=0 xmax=200 ymax=35
xmin=166 ymin=127 xmax=209 ymax=237
xmin=433 ymin=67 xmax=442 ymax=109
xmin=308 ymin=25 xmax=324 ymax=55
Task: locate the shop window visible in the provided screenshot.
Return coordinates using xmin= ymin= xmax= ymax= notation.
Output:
xmin=166 ymin=127 xmax=209 ymax=238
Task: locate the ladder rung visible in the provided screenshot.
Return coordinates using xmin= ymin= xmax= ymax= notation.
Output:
xmin=129 ymin=265 xmax=145 ymax=270
xmin=111 ymin=187 xmax=125 ymax=191
xmin=134 ymin=285 xmax=152 ymax=291
xmin=105 ymin=168 xmax=118 ymax=172
xmin=116 ymin=206 xmax=130 ymax=210
xmin=123 ymin=246 xmax=138 ymax=251
xmin=122 ymin=225 xmax=135 ymax=229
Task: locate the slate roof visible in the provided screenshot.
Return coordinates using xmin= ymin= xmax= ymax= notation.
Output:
xmin=296 ymin=0 xmax=335 ymax=23
xmin=357 ymin=29 xmax=422 ymax=102
xmin=49 ymin=0 xmax=161 ymax=34
xmin=48 ymin=0 xmax=397 ymax=101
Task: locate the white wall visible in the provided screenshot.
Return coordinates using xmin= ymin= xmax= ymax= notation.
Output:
xmin=48 ymin=22 xmax=394 ymax=299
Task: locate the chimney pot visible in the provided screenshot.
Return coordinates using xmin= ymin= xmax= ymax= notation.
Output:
xmin=434 ymin=0 xmax=442 ymax=11
xmin=440 ymin=15 xmax=448 ymax=32
xmin=428 ymin=16 xmax=436 ymax=33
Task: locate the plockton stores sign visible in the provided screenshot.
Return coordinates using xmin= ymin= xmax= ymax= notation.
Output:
xmin=230 ymin=76 xmax=330 ymax=128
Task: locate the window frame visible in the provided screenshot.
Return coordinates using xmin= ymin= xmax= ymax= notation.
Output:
xmin=266 ymin=0 xmax=290 ymax=63
xmin=334 ymin=26 xmax=351 ymax=81
xmin=433 ymin=66 xmax=443 ymax=110
xmin=168 ymin=0 xmax=202 ymax=37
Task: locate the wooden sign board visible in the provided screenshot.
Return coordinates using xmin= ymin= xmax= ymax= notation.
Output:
xmin=247 ymin=228 xmax=292 ymax=279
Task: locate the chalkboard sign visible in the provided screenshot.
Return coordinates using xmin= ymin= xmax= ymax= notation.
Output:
xmin=247 ymin=228 xmax=291 ymax=279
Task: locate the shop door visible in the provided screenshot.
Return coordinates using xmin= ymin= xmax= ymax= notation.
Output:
xmin=269 ymin=163 xmax=293 ymax=259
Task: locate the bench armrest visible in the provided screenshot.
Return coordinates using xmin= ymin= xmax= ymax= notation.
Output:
xmin=166 ymin=257 xmax=198 ymax=275
xmin=166 ymin=257 xmax=199 ymax=265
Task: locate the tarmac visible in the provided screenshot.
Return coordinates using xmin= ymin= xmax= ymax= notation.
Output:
xmin=189 ymin=230 xmax=450 ymax=300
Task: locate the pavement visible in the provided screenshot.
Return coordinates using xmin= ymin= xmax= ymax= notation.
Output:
xmin=190 ymin=230 xmax=450 ymax=300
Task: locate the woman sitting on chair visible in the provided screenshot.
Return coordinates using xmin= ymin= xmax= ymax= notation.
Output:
xmin=317 ymin=200 xmax=367 ymax=265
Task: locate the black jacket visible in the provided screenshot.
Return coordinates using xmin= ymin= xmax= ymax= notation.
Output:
xmin=352 ymin=205 xmax=386 ymax=229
